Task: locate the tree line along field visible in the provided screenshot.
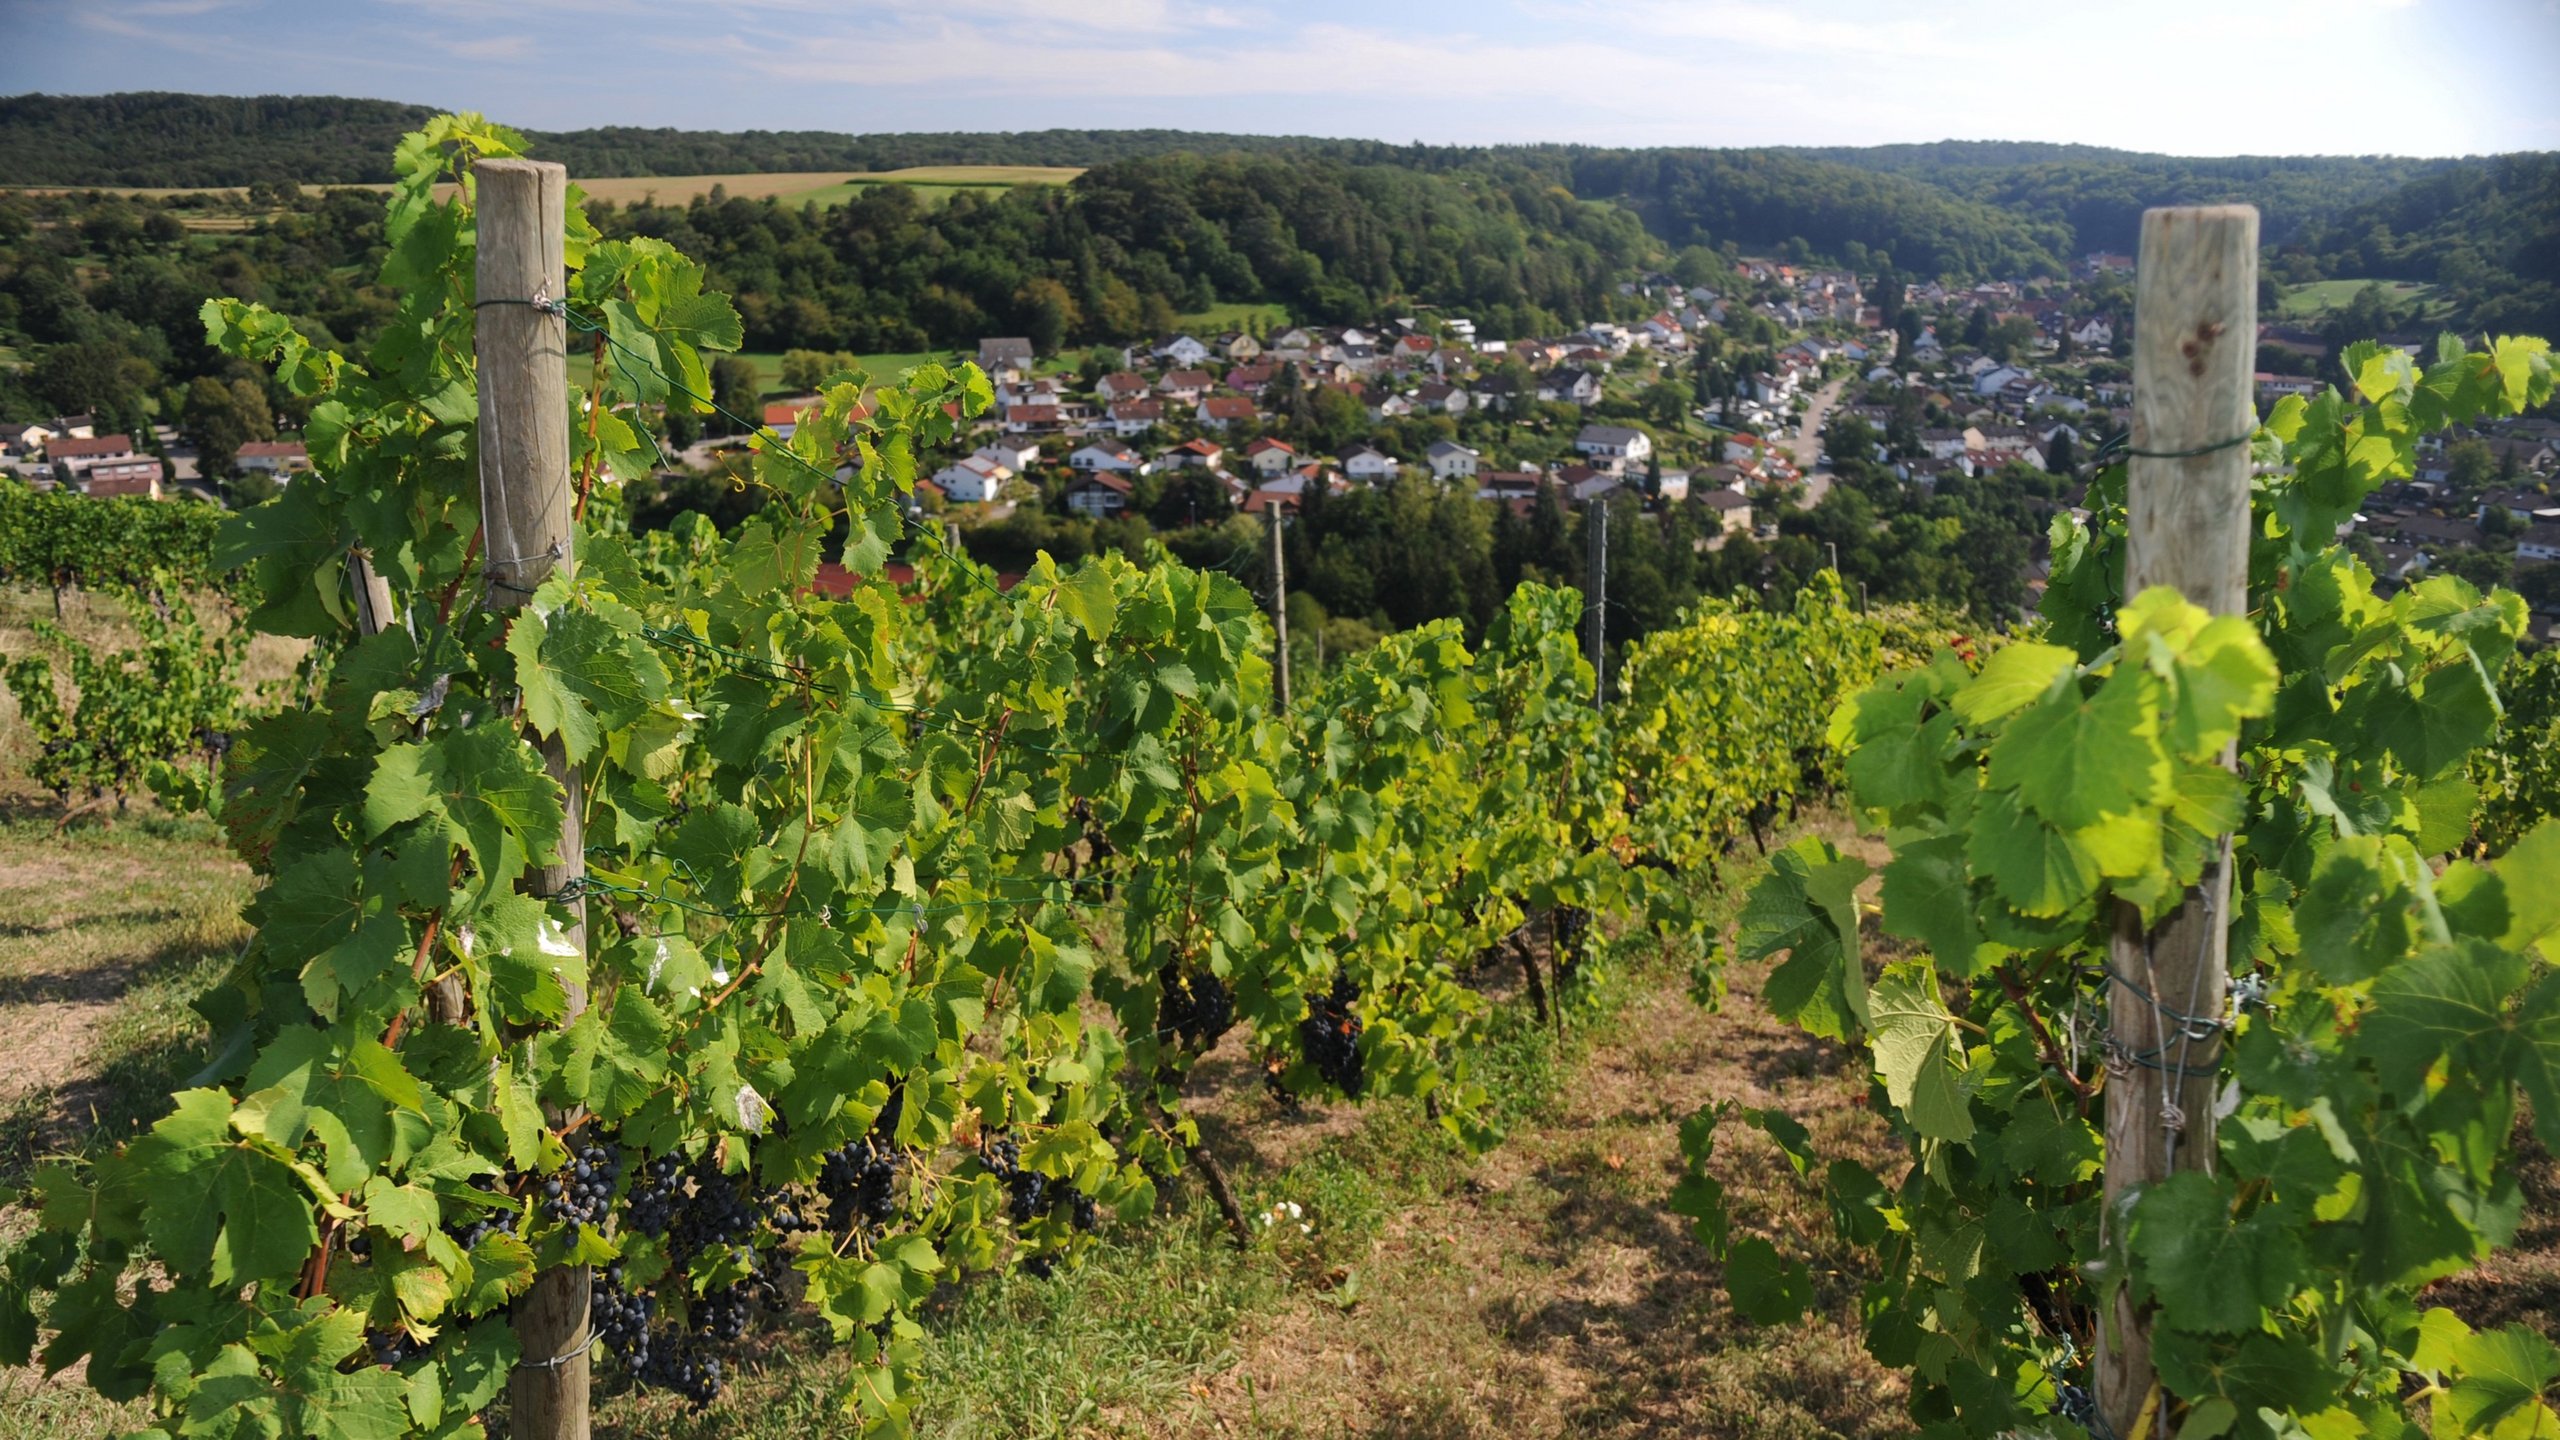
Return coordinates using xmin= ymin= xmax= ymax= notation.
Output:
xmin=4 ymin=165 xmax=1083 ymax=213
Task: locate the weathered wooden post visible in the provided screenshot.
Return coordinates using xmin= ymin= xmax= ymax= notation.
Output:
xmin=474 ymin=156 xmax=591 ymax=1440
xmin=1585 ymin=495 xmax=1607 ymax=709
xmin=1266 ymin=498 xmax=1291 ymax=707
xmin=2098 ymin=203 xmax=2257 ymax=1440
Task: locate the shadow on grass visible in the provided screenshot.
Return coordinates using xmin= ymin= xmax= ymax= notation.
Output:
xmin=0 ymin=934 xmax=225 ymax=1189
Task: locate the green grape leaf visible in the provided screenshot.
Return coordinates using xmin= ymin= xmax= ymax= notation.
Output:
xmin=1866 ymin=962 xmax=1976 ymax=1143
xmin=1884 ymin=825 xmax=1996 ymax=968
xmin=1986 ymin=664 xmax=2167 ymax=828
xmin=1952 ymin=640 xmax=2076 ymax=725
xmin=1055 ymin=563 xmax=1120 ymax=643
xmin=1966 ymin=786 xmax=2098 ymax=919
xmin=509 ymin=602 xmax=671 ymax=765
xmin=1742 ymin=838 xmax=1870 ymax=1040
xmin=2372 ymin=657 xmax=2500 ymax=780
xmin=2444 ymin=1324 xmax=2560 ymax=1439
xmin=2129 ymin=1171 xmax=2305 ymax=1335
xmin=119 ymin=1089 xmax=320 ymax=1287
xmin=1723 ymin=1235 xmax=1811 ymax=1325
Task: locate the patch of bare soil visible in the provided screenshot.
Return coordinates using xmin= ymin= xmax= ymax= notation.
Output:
xmin=1158 ymin=939 xmax=1911 ymax=1439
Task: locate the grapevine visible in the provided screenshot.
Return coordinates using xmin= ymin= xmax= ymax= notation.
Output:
xmin=1680 ymin=333 xmax=2560 ymax=1439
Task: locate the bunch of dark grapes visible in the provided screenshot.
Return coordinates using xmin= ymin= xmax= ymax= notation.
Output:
xmin=623 ymin=1152 xmax=685 ymax=1238
xmin=367 ymin=1327 xmax=427 ymax=1367
xmin=664 ymin=1158 xmax=756 ymax=1266
xmin=693 ymin=1283 xmax=755 ymax=1343
xmin=980 ymin=1133 xmax=1100 ymax=1236
xmin=592 ymin=1264 xmax=658 ymax=1376
xmin=447 ymin=1173 xmax=522 ymax=1249
xmin=540 ymin=1141 xmax=620 ymax=1242
xmin=1299 ymin=973 xmax=1365 ymax=1096
xmin=642 ymin=1342 xmax=723 ymax=1410
xmin=1157 ymin=963 xmax=1235 ymax=1050
xmin=818 ymin=1139 xmax=901 ymax=1232
xmin=1552 ymin=905 xmax=1592 ymax=978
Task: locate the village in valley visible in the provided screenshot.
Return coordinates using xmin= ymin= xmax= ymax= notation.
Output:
xmin=7 ymin=247 xmax=2557 ymax=632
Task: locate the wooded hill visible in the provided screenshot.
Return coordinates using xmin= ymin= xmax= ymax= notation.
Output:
xmin=2 ymin=93 xmax=2554 ymax=334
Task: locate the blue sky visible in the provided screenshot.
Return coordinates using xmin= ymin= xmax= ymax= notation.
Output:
xmin=4 ymin=0 xmax=2556 ymax=156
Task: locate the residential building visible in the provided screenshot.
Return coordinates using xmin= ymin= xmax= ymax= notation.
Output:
xmin=1065 ymin=472 xmax=1133 ymax=518
xmin=1153 ymin=334 xmax=1212 ymax=368
xmin=1413 ymin=381 xmax=1468 ymax=416
xmin=1426 ymin=440 xmax=1481 ymax=482
xmin=1096 ymin=372 xmax=1151 ymax=405
xmin=1243 ymin=437 xmax=1297 ymax=478
xmin=1196 ymin=395 xmax=1258 ymax=431
xmin=1162 ymin=438 xmax=1224 ymax=471
xmin=84 ymin=458 xmax=163 ymax=500
xmin=976 ymin=439 xmax=1042 ymax=471
xmin=1106 ymin=399 xmax=1164 ymax=437
xmin=1156 ymin=369 xmax=1213 ymax=403
xmin=932 ymin=454 xmax=1010 ymax=504
xmin=977 ymin=337 xmax=1035 ymax=382
xmin=1696 ymin=488 xmax=1753 ymax=533
xmin=1339 ymin=444 xmax=1398 ymax=483
xmin=1574 ymin=424 xmax=1652 ymax=472
xmin=1068 ymin=438 xmax=1140 ymax=473
xmin=1537 ymin=367 xmax=1602 ymax=405
xmin=762 ymin=399 xmax=816 ymax=438
xmin=235 ymin=439 xmax=310 ymax=476
xmin=46 ymin=433 xmax=136 ymax=474
xmin=1002 ymin=404 xmax=1065 ymax=435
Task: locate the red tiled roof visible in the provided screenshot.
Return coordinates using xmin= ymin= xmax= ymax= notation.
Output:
xmin=48 ymin=434 xmax=133 ymax=459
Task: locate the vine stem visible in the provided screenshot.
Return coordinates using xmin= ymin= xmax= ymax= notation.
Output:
xmin=1996 ymin=963 xmax=2096 ymax=1105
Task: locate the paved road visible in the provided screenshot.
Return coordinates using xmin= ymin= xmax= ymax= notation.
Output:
xmin=1788 ymin=375 xmax=1846 ymax=509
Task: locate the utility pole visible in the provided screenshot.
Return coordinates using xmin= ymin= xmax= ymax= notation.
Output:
xmin=1584 ymin=495 xmax=1607 ymax=710
xmin=476 ymin=156 xmax=592 ymax=1440
xmin=2097 ymin=204 xmax=2257 ymax=1440
xmin=1265 ymin=498 xmax=1290 ymax=707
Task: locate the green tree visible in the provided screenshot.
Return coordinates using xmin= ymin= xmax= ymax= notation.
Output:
xmin=708 ymin=355 xmax=762 ymax=435
xmin=182 ymin=373 xmax=272 ymax=478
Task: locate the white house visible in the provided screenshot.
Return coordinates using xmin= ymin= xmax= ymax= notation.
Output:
xmin=1153 ymin=334 xmax=1212 ymax=367
xmin=1197 ymin=396 xmax=1258 ymax=431
xmin=977 ymin=337 xmax=1035 ymax=383
xmin=1068 ymin=438 xmax=1140 ymax=473
xmin=1574 ymin=424 xmax=1652 ymax=473
xmin=1538 ymin=368 xmax=1603 ymax=405
xmin=1339 ymin=444 xmax=1398 ymax=483
xmin=44 ymin=433 xmax=136 ymax=474
xmin=235 ymin=439 xmax=310 ymax=476
xmin=931 ymin=455 xmax=1010 ymax=504
xmin=1243 ymin=437 xmax=1298 ymax=478
xmin=1426 ymin=440 xmax=1482 ymax=482
xmin=1413 ymin=381 xmax=1468 ymax=416
xmin=976 ymin=439 xmax=1041 ymax=471
xmin=1107 ymin=399 xmax=1164 ymax=437
xmin=1656 ymin=468 xmax=1691 ymax=502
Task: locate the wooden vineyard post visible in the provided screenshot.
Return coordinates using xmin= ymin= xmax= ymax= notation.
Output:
xmin=2097 ymin=203 xmax=2258 ymax=1440
xmin=1585 ymin=496 xmax=1607 ymax=709
xmin=1266 ymin=498 xmax=1291 ymax=707
xmin=475 ymin=156 xmax=592 ymax=1440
